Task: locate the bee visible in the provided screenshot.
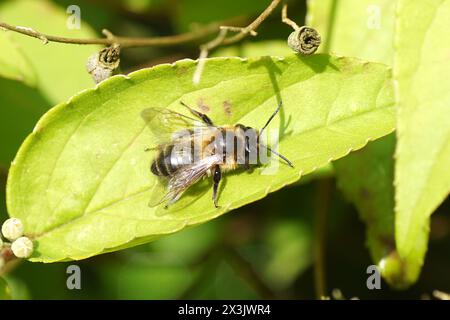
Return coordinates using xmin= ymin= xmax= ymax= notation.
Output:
xmin=141 ymin=101 xmax=293 ymax=208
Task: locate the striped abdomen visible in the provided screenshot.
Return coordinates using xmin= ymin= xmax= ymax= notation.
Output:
xmin=152 ymin=144 xmax=190 ymax=176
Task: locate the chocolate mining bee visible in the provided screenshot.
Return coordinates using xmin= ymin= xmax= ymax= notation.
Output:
xmin=142 ymin=101 xmax=293 ymax=208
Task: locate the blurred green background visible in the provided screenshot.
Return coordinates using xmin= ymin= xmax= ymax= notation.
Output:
xmin=0 ymin=0 xmax=449 ymax=299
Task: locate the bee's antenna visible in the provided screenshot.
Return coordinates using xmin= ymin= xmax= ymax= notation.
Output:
xmin=261 ymin=143 xmax=294 ymax=168
xmin=259 ymin=100 xmax=283 ymax=138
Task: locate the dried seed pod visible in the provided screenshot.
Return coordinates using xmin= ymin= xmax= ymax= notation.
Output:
xmin=86 ymin=43 xmax=121 ymax=84
xmin=1 ymin=218 xmax=24 ymax=241
xmin=287 ymin=26 xmax=321 ymax=55
xmin=11 ymin=236 xmax=33 ymax=259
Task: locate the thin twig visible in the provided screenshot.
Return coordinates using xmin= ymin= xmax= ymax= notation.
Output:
xmin=281 ymin=3 xmax=300 ymax=30
xmin=192 ymin=0 xmax=282 ymax=84
xmin=314 ymin=178 xmax=332 ymax=299
xmin=0 ymin=245 xmax=19 ymax=277
xmin=221 ymin=0 xmax=281 ymax=45
xmin=0 ymin=21 xmax=221 ymax=48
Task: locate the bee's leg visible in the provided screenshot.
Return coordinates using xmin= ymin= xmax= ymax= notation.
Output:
xmin=180 ymin=101 xmax=214 ymax=126
xmin=212 ymin=165 xmax=222 ymax=208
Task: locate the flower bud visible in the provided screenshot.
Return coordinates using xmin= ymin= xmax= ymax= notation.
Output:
xmin=11 ymin=236 xmax=33 ymax=259
xmin=1 ymin=218 xmax=24 ymax=241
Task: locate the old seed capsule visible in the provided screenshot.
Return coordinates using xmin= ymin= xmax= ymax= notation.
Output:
xmin=1 ymin=218 xmax=24 ymax=241
xmin=86 ymin=43 xmax=121 ymax=84
xmin=288 ymin=26 xmax=321 ymax=55
xmin=11 ymin=236 xmax=33 ymax=259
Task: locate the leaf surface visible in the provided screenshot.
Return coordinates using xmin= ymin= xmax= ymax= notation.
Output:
xmin=307 ymin=0 xmax=422 ymax=287
xmin=6 ymin=55 xmax=395 ymax=262
xmin=307 ymin=0 xmax=396 ymax=64
xmin=0 ymin=0 xmax=100 ymax=103
xmin=0 ymin=278 xmax=11 ymax=300
xmin=0 ymin=32 xmax=36 ymax=86
xmin=394 ymin=0 xmax=450 ymax=263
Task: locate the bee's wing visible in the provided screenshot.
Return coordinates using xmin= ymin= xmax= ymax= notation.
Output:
xmin=141 ymin=107 xmax=209 ymax=146
xmin=148 ymin=154 xmax=221 ymax=208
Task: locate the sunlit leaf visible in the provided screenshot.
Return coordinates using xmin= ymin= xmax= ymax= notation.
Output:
xmin=308 ymin=0 xmax=422 ymax=288
xmin=394 ymin=0 xmax=450 ymax=273
xmin=214 ymin=40 xmax=334 ymax=185
xmin=0 ymin=0 xmax=100 ymax=103
xmin=7 ymin=55 xmax=395 ymax=262
xmin=0 ymin=0 xmax=99 ymax=224
xmin=0 ymin=32 xmax=36 ymax=86
xmin=307 ymin=0 xmax=396 ymax=64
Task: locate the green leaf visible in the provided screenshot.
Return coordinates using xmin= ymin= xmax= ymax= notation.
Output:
xmin=0 ymin=32 xmax=37 ymax=86
xmin=308 ymin=0 xmax=420 ymax=288
xmin=1 ymin=276 xmax=30 ymax=300
xmin=100 ymin=263 xmax=197 ymax=299
xmin=394 ymin=0 xmax=450 ymax=271
xmin=191 ymin=260 xmax=260 ymax=299
xmin=333 ymin=134 xmax=411 ymax=286
xmin=307 ymin=0 xmax=396 ymax=65
xmin=262 ymin=219 xmax=312 ymax=290
xmin=7 ymin=54 xmax=395 ymax=262
xmin=0 ymin=0 xmax=100 ymax=103
xmin=121 ymin=0 xmax=160 ymax=13
xmin=0 ymin=278 xmax=12 ymax=300
xmin=214 ymin=40 xmax=335 ymax=184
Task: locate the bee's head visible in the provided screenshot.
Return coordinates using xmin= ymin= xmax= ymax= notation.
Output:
xmin=235 ymin=101 xmax=294 ymax=168
xmin=234 ymin=124 xmax=260 ymax=166
xmin=235 ymin=123 xmax=256 ymax=134
xmin=235 ymin=124 xmax=258 ymax=143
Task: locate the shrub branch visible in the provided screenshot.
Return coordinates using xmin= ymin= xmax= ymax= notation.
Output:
xmin=0 ymin=21 xmax=221 ymax=48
